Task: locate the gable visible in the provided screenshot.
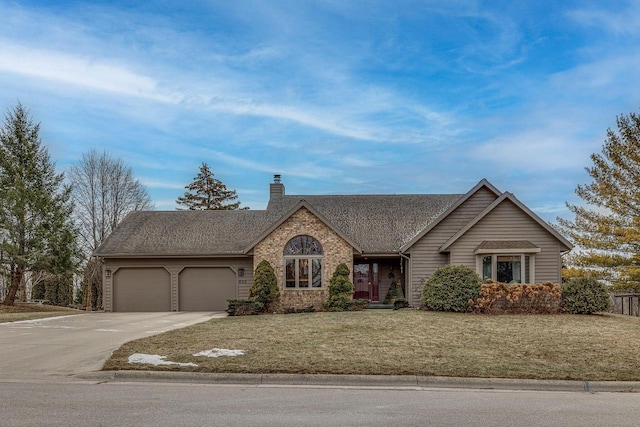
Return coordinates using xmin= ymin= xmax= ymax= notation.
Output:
xmin=439 ymin=194 xmax=573 ymax=253
xmin=401 ymin=183 xmax=500 ymax=252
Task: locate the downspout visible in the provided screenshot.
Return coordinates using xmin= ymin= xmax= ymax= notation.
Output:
xmin=400 ymin=253 xmax=411 ymax=306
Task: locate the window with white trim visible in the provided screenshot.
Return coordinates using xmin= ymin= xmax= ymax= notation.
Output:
xmin=479 ymin=254 xmax=534 ymax=284
xmin=284 ymin=235 xmax=323 ymax=288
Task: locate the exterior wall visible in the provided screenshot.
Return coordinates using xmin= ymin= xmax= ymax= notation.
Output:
xmin=103 ymin=256 xmax=253 ymax=312
xmin=253 ymin=207 xmax=353 ymax=310
xmin=448 ymin=199 xmax=563 ymax=283
xmin=407 ymin=187 xmax=498 ymax=305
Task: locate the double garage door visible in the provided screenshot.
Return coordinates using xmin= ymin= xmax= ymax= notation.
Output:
xmin=112 ymin=267 xmax=237 ymax=312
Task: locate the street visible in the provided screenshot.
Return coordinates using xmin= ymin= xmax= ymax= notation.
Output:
xmin=1 ymin=381 xmax=639 ymax=426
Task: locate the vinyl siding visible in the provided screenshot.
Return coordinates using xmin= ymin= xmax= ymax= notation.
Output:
xmin=447 ymin=199 xmax=562 ymax=283
xmin=407 ymin=187 xmax=498 ymax=304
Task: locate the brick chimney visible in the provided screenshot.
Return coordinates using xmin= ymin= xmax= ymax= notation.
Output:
xmin=270 ymin=174 xmax=285 ymax=199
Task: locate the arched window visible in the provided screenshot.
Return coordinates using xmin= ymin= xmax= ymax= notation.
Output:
xmin=284 ymin=235 xmax=323 ymax=288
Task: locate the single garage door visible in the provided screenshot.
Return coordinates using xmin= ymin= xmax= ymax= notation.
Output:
xmin=113 ymin=268 xmax=171 ymax=312
xmin=179 ymin=267 xmax=237 ymax=311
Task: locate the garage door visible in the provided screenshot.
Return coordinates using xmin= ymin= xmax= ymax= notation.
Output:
xmin=113 ymin=268 xmax=171 ymax=312
xmin=179 ymin=267 xmax=237 ymax=311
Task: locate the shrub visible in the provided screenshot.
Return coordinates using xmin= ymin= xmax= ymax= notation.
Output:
xmin=347 ymin=299 xmax=370 ymax=311
xmin=472 ymin=281 xmax=562 ymax=314
xmin=226 ymin=299 xmax=263 ymax=316
xmin=421 ymin=265 xmax=482 ymax=312
xmin=248 ymin=260 xmax=280 ymax=312
xmin=393 ymin=298 xmax=409 ymax=310
xmin=284 ymin=305 xmax=315 ymax=314
xmin=562 ymin=277 xmax=611 ymax=314
xmin=324 ymin=263 xmax=356 ymax=311
xmin=382 ymin=281 xmax=405 ymax=304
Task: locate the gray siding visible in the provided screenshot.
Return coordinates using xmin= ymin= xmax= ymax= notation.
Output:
xmin=448 ymin=199 xmax=562 ymax=283
xmin=103 ymin=257 xmax=253 ymax=311
xmin=407 ymin=187 xmax=498 ymax=304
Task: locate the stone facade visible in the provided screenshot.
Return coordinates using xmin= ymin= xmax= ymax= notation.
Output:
xmin=253 ymin=207 xmax=354 ymax=309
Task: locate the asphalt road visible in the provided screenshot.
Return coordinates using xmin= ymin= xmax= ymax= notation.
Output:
xmin=0 ymin=311 xmax=225 ymax=381
xmin=1 ymin=381 xmax=639 ymax=427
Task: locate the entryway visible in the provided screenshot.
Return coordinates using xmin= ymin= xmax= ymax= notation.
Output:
xmin=354 ymin=263 xmax=380 ymax=302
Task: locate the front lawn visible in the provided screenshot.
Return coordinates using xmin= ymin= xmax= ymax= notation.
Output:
xmin=0 ymin=303 xmax=83 ymax=323
xmin=104 ymin=310 xmax=640 ymax=381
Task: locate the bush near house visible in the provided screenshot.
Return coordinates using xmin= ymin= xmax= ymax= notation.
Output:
xmin=472 ymin=280 xmax=562 ymax=314
xmin=248 ymin=260 xmax=280 ymax=312
xmin=393 ymin=298 xmax=409 ymax=310
xmin=421 ymin=265 xmax=482 ymax=312
xmin=324 ymin=263 xmax=368 ymax=311
xmin=562 ymin=277 xmax=611 ymax=314
xmin=382 ymin=281 xmax=405 ymax=304
xmin=226 ymin=299 xmax=264 ymax=316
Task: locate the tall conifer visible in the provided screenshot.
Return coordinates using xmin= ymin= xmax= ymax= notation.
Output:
xmin=0 ymin=104 xmax=78 ymax=305
xmin=176 ymin=163 xmax=246 ymax=210
xmin=558 ymin=111 xmax=640 ymax=291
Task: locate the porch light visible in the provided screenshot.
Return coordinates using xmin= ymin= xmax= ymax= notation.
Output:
xmin=238 ymin=268 xmax=244 ymax=277
xmin=105 ymin=269 xmax=111 ymax=278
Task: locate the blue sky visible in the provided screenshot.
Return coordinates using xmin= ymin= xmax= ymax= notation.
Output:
xmin=1 ymin=1 xmax=639 ymax=221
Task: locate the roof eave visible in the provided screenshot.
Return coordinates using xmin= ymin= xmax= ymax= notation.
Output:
xmin=96 ymin=252 xmax=251 ymax=259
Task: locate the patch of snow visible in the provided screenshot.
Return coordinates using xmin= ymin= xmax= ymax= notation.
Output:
xmin=0 ymin=315 xmax=78 ymax=326
xmin=95 ymin=329 xmax=121 ymax=332
xmin=127 ymin=353 xmax=198 ymax=367
xmin=193 ymin=348 xmax=245 ymax=358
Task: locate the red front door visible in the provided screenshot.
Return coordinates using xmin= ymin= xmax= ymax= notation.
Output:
xmin=353 ymin=263 xmax=379 ymax=302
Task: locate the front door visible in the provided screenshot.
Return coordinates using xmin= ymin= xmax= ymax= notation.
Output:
xmin=353 ymin=263 xmax=379 ymax=302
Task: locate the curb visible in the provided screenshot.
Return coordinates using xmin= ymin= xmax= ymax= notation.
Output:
xmin=77 ymin=371 xmax=640 ymax=393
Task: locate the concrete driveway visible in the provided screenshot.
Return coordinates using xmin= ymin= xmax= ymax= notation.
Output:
xmin=0 ymin=311 xmax=225 ymax=382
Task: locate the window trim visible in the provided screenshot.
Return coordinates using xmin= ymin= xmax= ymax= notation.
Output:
xmin=476 ymin=253 xmax=536 ymax=284
xmin=284 ymin=235 xmax=323 ymax=289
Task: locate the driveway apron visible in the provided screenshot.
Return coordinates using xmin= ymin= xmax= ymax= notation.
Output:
xmin=0 ymin=312 xmax=225 ymax=382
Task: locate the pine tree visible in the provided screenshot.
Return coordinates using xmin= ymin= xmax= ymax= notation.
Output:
xmin=0 ymin=103 xmax=78 ymax=305
xmin=176 ymin=163 xmax=246 ymax=210
xmin=557 ymin=111 xmax=640 ymax=291
xmin=324 ymin=263 xmax=355 ymax=310
xmin=248 ymin=260 xmax=280 ymax=311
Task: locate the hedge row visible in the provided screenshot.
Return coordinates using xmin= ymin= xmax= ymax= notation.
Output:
xmin=421 ymin=265 xmax=611 ymax=315
xmin=471 ymin=280 xmax=562 ymax=314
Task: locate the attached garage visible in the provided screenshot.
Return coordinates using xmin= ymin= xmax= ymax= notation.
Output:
xmin=113 ymin=267 xmax=171 ymax=312
xmin=179 ymin=267 xmax=237 ymax=311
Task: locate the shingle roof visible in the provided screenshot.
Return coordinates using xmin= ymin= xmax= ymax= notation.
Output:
xmin=268 ymin=194 xmax=462 ymax=253
xmin=95 ymin=193 xmax=462 ymax=257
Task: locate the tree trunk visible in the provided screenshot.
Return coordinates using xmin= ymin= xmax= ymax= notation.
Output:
xmin=2 ymin=266 xmax=23 ymax=306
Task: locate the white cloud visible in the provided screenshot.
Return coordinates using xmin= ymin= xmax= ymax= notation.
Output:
xmin=0 ymin=41 xmax=174 ymax=102
xmin=568 ymin=3 xmax=640 ymax=36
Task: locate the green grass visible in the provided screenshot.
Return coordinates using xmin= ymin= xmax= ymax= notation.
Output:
xmin=104 ymin=310 xmax=640 ymax=381
xmin=0 ymin=303 xmax=83 ymax=323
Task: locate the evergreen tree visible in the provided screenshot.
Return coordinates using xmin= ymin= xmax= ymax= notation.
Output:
xmin=558 ymin=111 xmax=640 ymax=291
xmin=248 ymin=260 xmax=280 ymax=311
xmin=0 ymin=103 xmax=78 ymax=305
xmin=324 ymin=263 xmax=355 ymax=310
xmin=176 ymin=163 xmax=246 ymax=210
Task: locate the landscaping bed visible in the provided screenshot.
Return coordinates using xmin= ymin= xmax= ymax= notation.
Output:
xmin=104 ymin=310 xmax=640 ymax=381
